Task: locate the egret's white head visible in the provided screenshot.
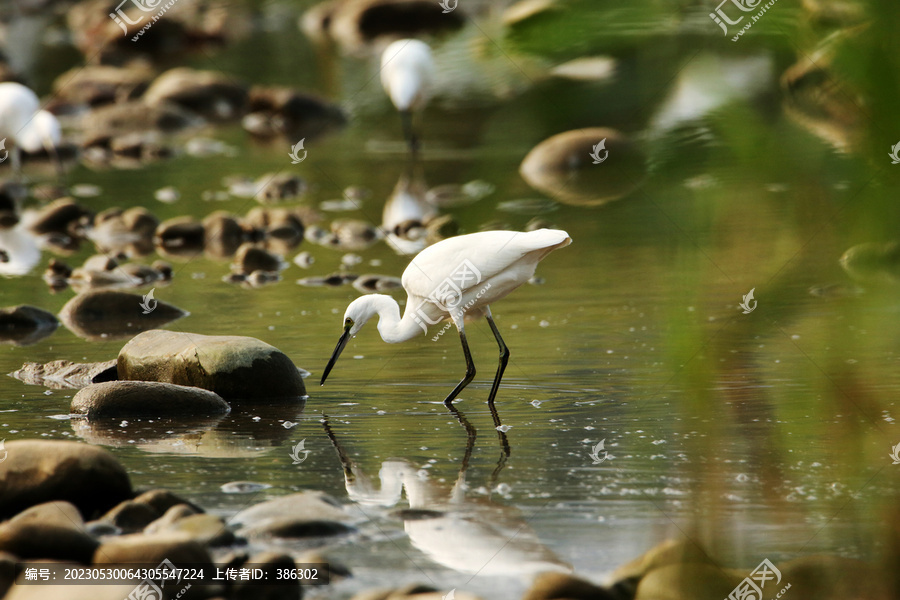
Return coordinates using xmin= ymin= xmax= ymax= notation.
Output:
xmin=320 ymin=294 xmax=391 ymax=385
xmin=17 ymin=110 xmax=60 ymax=153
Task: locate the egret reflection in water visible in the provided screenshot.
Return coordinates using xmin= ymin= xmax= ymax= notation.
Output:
xmin=323 ymin=415 xmax=568 ymax=577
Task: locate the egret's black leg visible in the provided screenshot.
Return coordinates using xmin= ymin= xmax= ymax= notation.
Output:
xmin=400 ymin=110 xmax=419 ymax=157
xmin=443 ymin=325 xmax=476 ymax=406
xmin=485 ymin=309 xmax=510 ymax=413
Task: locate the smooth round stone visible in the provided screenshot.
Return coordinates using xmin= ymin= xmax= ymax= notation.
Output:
xmin=72 ymin=381 xmax=230 ymax=420
xmin=519 ymin=127 xmax=646 ymax=206
xmin=58 ymin=289 xmax=189 ymax=341
xmin=0 ymin=440 xmax=132 ymax=520
xmin=117 ymin=329 xmax=306 ymax=400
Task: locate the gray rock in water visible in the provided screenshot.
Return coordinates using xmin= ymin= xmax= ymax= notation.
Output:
xmin=10 ymin=359 xmax=117 ymax=389
xmin=203 ymin=210 xmax=245 ymax=258
xmin=232 ymin=243 xmax=285 ymax=274
xmin=155 ymin=216 xmax=205 ymax=257
xmin=71 ymin=381 xmax=230 ymax=420
xmin=0 ymin=440 xmax=132 ymax=520
xmin=118 ymin=329 xmax=306 ymax=400
xmin=232 ymin=491 xmax=355 ymax=539
xmin=143 ymin=67 xmax=249 ymax=121
xmin=0 ymin=305 xmax=59 ymax=346
xmin=257 ymin=173 xmax=306 ymax=203
xmin=59 ymin=290 xmax=188 ymax=341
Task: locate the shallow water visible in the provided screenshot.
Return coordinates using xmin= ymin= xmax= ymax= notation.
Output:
xmin=2 ymin=0 xmax=900 ymax=598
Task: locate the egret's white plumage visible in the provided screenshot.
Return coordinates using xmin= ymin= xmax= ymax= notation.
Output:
xmin=0 ymin=82 xmax=61 ymax=172
xmin=381 ymin=39 xmax=433 ymax=112
xmin=321 ymin=229 xmax=572 ymax=410
xmin=17 ymin=109 xmax=61 ymax=153
xmin=380 ymin=39 xmax=434 ymax=152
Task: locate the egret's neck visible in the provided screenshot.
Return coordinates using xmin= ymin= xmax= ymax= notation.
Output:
xmin=368 ymin=295 xmax=424 ymax=343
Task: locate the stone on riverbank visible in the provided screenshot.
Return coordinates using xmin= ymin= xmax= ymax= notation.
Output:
xmin=10 ymin=359 xmax=117 ymax=389
xmin=0 ymin=440 xmax=132 ymax=520
xmin=71 ymin=381 xmax=230 ymax=420
xmin=0 ymin=501 xmax=99 ymax=563
xmin=118 ymin=330 xmax=306 ymax=400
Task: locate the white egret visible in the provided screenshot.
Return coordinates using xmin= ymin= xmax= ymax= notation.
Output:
xmin=0 ymin=82 xmax=62 ymax=175
xmin=321 ymin=229 xmax=572 ymax=411
xmin=380 ymin=39 xmax=433 ymax=155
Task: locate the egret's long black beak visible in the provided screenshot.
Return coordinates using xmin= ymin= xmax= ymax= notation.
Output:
xmin=321 ymin=326 xmax=352 ymax=386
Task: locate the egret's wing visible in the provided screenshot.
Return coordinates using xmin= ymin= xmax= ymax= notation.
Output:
xmin=401 ymin=229 xmax=569 ymax=300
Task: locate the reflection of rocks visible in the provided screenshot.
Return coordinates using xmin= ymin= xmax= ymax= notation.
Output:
xmin=0 ymin=181 xmax=27 ymax=230
xmin=326 ymin=0 xmax=464 ymax=52
xmin=70 ymin=416 xmax=232 ymax=456
xmin=319 ymin=219 xmax=382 ymax=250
xmin=257 ymin=173 xmax=307 ymax=204
xmin=88 ymin=207 xmax=159 ymax=257
xmin=51 ymin=65 xmax=152 ymax=109
xmin=155 ymin=216 xmax=205 ymax=258
xmin=781 ymin=32 xmax=862 ymax=152
xmin=232 ymin=491 xmax=357 ymax=539
xmin=520 ymin=128 xmax=645 ymax=206
xmin=143 ymin=67 xmax=248 ymax=121
xmin=71 ymin=381 xmax=230 ymax=419
xmin=244 ymin=86 xmax=346 ymax=139
xmin=0 ymin=305 xmax=58 ymax=346
xmin=203 ymin=211 xmax=245 ymax=258
xmin=82 ymin=100 xmax=203 ymax=136
xmin=26 ymin=197 xmax=92 ymax=251
xmin=10 ymin=359 xmax=117 ymax=389
xmin=352 ymin=274 xmax=403 ymax=293
xmin=118 ymin=330 xmax=306 ymax=400
xmin=0 ymin=440 xmax=132 ymax=520
xmin=232 ymin=243 xmax=286 ymax=275
xmin=840 ymin=241 xmax=900 ymax=284
xmin=59 ymin=290 xmax=189 ymax=341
